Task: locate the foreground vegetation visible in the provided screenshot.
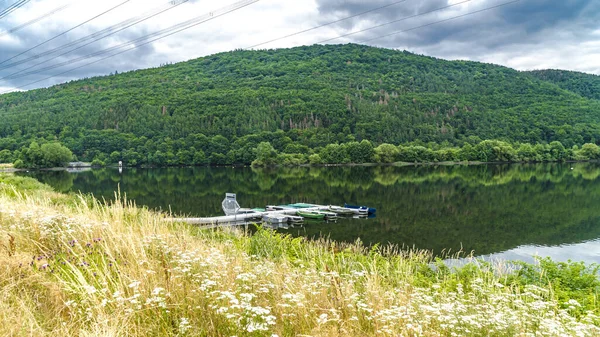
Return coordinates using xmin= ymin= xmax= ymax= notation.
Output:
xmin=2 ymin=44 xmax=600 ymax=167
xmin=1 ymin=174 xmax=600 ymax=336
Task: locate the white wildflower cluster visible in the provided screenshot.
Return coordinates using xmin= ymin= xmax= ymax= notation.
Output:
xmin=280 ymin=292 xmax=306 ymax=308
xmin=145 ymin=287 xmax=168 ymax=309
xmin=212 ymin=290 xmax=276 ymax=333
xmin=364 ymin=279 xmax=600 ymax=336
xmin=287 ymin=269 xmax=329 ymax=297
xmin=178 ymin=317 xmax=191 ymax=335
xmin=0 ymin=199 xmax=102 ymax=240
xmin=142 ymin=234 xmax=173 ymax=254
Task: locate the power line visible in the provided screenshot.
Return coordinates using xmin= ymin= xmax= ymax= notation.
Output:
xmin=245 ymin=0 xmax=411 ymax=50
xmin=360 ymin=0 xmax=520 ymax=44
xmin=2 ymin=0 xmax=255 ymax=80
xmin=0 ymin=0 xmax=30 ymax=20
xmin=0 ymin=0 xmax=131 ymax=66
xmin=0 ymin=0 xmax=260 ymax=93
xmin=2 ymin=0 xmax=414 ymax=77
xmin=0 ymin=0 xmax=519 ymax=94
xmin=0 ymin=0 xmax=27 ymax=19
xmin=315 ymin=0 xmax=471 ymax=44
xmin=0 ymin=3 xmax=71 ymax=38
xmin=2 ymin=0 xmax=404 ymax=89
xmin=0 ymin=0 xmax=191 ymax=78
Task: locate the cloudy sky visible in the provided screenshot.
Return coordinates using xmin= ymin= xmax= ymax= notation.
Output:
xmin=0 ymin=0 xmax=598 ymax=93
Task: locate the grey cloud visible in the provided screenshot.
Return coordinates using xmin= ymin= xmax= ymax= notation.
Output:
xmin=0 ymin=12 xmax=160 ymax=90
xmin=315 ymin=0 xmax=600 ymax=74
xmin=316 ymin=0 xmax=449 ymax=31
xmin=498 ymin=0 xmax=600 ymax=32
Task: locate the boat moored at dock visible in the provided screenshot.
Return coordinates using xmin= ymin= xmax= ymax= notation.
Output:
xmin=173 ymin=194 xmax=374 ymax=225
xmin=344 ymin=203 xmax=376 ymax=215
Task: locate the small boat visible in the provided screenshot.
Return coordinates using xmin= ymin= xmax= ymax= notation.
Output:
xmin=329 ymin=205 xmax=365 ymax=215
xmin=266 ymin=205 xmax=295 ymax=211
xmin=344 ymin=203 xmax=376 ymax=214
xmin=318 ymin=210 xmax=338 ymax=220
xmin=262 ymin=214 xmax=288 ymax=224
xmin=287 ymin=215 xmax=304 ymax=223
xmin=296 ymin=210 xmax=326 ymax=220
xmin=287 ymin=203 xmax=318 ymax=209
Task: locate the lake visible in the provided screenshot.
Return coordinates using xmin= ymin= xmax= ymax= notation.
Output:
xmin=18 ymin=163 xmax=600 ymax=264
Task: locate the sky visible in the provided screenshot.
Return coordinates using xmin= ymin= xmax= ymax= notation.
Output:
xmin=0 ymin=0 xmax=598 ymax=93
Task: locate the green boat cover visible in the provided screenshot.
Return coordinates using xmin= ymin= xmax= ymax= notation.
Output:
xmin=287 ymin=203 xmax=316 ymax=208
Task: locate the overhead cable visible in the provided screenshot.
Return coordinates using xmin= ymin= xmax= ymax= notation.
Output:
xmin=316 ymin=0 xmax=471 ymax=44
xmin=360 ymin=0 xmax=521 ymax=44
xmin=0 ymin=0 xmax=190 ymax=77
xmin=0 ymin=0 xmax=260 ymax=93
xmin=0 ymin=3 xmax=71 ymax=38
xmin=0 ymin=0 xmax=30 ymax=20
xmin=0 ymin=0 xmax=131 ymax=66
xmin=2 ymin=0 xmax=258 ymax=80
xmin=0 ymin=0 xmax=520 ymax=94
xmin=245 ymin=0 xmax=411 ymax=50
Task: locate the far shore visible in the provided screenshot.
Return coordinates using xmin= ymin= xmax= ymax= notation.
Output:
xmin=1 ymin=159 xmax=598 ymax=172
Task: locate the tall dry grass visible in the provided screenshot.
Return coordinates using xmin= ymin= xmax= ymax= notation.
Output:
xmin=1 ymin=174 xmax=599 ymax=336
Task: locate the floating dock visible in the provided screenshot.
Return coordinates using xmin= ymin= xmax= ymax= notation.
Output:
xmin=172 ymin=193 xmax=373 ymax=226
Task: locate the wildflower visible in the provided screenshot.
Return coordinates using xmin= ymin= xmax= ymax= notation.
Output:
xmin=179 ymin=317 xmax=191 ymax=334
xmin=246 ymin=322 xmax=269 ymax=332
xmin=83 ymin=285 xmax=97 ymax=295
xmin=317 ymin=313 xmax=328 ymax=324
xmin=236 ymin=273 xmax=257 ymax=282
xmin=128 ymin=280 xmax=141 ymax=288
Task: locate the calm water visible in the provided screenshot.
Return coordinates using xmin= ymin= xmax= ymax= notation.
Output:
xmin=19 ymin=163 xmax=600 ymax=264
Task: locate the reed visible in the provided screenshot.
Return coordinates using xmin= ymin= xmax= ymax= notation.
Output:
xmin=1 ymin=174 xmax=598 ymax=336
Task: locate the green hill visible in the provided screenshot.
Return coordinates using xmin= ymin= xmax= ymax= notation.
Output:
xmin=1 ymin=43 xmax=600 ymax=166
xmin=526 ymin=69 xmax=600 ymax=101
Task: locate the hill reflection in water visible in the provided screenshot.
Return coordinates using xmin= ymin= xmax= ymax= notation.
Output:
xmin=20 ymin=163 xmax=600 ymax=262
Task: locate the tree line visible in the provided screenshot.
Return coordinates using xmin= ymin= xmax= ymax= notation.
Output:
xmin=2 ymin=132 xmax=599 ymax=168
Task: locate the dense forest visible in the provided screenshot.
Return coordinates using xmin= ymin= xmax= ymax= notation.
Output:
xmin=527 ymin=69 xmax=600 ymax=101
xmin=1 ymin=44 xmax=600 ymax=166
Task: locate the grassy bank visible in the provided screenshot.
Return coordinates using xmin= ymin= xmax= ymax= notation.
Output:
xmin=1 ymin=174 xmax=599 ymax=336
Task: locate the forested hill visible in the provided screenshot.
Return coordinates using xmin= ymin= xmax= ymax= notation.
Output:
xmin=526 ymin=69 xmax=600 ymax=101
xmin=1 ymin=43 xmax=600 ymax=165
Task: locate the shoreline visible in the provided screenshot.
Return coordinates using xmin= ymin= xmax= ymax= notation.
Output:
xmin=4 ymin=159 xmax=598 ymax=171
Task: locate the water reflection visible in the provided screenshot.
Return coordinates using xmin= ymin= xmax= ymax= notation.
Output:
xmin=19 ymin=163 xmax=600 ymax=262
